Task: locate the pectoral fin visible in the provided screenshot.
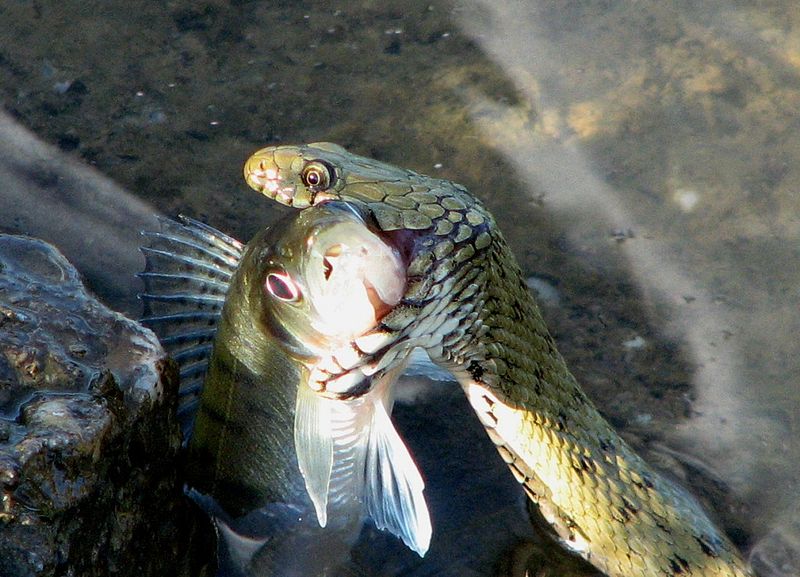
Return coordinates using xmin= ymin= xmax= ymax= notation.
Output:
xmin=294 ymin=383 xmax=334 ymax=527
xmin=365 ymin=399 xmax=432 ymax=557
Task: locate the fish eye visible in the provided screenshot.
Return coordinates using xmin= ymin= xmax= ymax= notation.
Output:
xmin=300 ymin=161 xmax=334 ymax=190
xmin=265 ymin=271 xmax=301 ymax=303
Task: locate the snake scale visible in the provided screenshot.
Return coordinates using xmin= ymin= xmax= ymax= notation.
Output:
xmin=243 ymin=142 xmax=753 ymax=577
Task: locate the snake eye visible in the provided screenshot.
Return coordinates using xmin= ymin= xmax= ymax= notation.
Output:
xmin=265 ymin=271 xmax=301 ymax=303
xmin=301 ymin=161 xmax=334 ymax=190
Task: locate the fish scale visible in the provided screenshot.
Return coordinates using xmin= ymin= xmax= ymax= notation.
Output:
xmin=244 ymin=143 xmax=754 ymax=577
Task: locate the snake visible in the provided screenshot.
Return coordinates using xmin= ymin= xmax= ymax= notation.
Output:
xmin=243 ymin=142 xmax=753 ymax=577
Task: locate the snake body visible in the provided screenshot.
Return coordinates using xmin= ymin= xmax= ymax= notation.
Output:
xmin=244 ymin=143 xmax=753 ymax=577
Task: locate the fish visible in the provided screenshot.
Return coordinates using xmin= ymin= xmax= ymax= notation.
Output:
xmin=138 ymin=201 xmax=432 ymax=574
xmin=243 ymin=142 xmax=755 ymax=577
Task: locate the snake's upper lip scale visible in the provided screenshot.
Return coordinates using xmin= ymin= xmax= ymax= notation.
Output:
xmin=246 ymin=166 xmax=298 ymax=205
xmin=245 ymin=165 xmax=278 ymax=192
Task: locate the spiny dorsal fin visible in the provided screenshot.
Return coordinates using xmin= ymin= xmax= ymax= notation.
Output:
xmin=139 ymin=215 xmax=243 ymax=434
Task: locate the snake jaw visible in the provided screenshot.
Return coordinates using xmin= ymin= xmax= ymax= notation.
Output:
xmin=244 ymin=161 xmax=279 ymax=191
xmin=244 ymin=151 xmax=307 ymax=206
xmin=244 ymin=164 xmax=298 ymax=205
xmin=245 ymin=146 xmax=346 ymax=208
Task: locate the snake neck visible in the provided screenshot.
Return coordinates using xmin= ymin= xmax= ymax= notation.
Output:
xmin=405 ymin=222 xmax=753 ymax=577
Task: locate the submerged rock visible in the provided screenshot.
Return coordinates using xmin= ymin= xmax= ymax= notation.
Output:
xmin=0 ymin=234 xmax=214 ymax=577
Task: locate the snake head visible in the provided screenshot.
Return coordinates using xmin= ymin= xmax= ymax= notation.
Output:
xmin=243 ymin=143 xmax=348 ymax=208
xmin=244 ymin=142 xmax=424 ymax=213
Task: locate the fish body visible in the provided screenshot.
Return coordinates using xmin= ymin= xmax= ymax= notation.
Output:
xmin=139 ymin=202 xmax=432 ymax=571
xmin=244 ymin=143 xmax=755 ymax=577
xmin=140 ymin=216 xmax=332 ymax=575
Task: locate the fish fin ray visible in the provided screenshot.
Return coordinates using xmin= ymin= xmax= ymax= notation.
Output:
xmin=140 ymin=232 xmax=240 ymax=270
xmin=365 ymin=399 xmax=432 ymax=557
xmin=171 ymin=343 xmax=214 ymax=363
xmin=294 ymin=384 xmax=334 ymax=527
xmin=174 ymin=214 xmax=244 ymax=258
xmin=140 ymin=292 xmax=226 ymax=306
xmin=139 ymin=217 xmax=242 ymax=434
xmin=137 ymin=272 xmax=230 ymax=293
xmin=158 ymin=328 xmax=218 ymax=346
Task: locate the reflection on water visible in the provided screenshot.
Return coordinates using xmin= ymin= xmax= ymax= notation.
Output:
xmin=2 ymin=0 xmax=799 ymax=575
xmin=456 ymin=0 xmax=800 ymax=571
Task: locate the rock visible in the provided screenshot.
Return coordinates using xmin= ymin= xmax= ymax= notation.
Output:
xmin=0 ymin=235 xmax=214 ymax=577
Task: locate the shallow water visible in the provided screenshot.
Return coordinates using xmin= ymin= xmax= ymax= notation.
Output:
xmin=2 ymin=1 xmax=799 ymax=575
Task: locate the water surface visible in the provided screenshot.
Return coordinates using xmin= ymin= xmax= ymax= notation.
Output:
xmin=2 ymin=1 xmax=798 ymax=575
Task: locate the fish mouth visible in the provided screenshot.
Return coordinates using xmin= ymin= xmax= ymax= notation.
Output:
xmin=364 ymin=281 xmax=395 ymax=323
xmin=320 ymin=242 xmax=400 ymax=326
xmin=305 ymin=206 xmax=406 ymax=339
xmin=304 ymin=228 xmax=407 ymax=399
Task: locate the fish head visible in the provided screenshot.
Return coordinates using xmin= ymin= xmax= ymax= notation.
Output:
xmin=244 ymin=144 xmax=442 ymax=396
xmin=247 ymin=201 xmax=406 ymax=367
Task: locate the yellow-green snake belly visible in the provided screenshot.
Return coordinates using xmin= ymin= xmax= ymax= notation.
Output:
xmin=243 ymin=142 xmax=754 ymax=577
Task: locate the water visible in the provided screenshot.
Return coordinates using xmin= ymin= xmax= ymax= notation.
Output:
xmin=2 ymin=1 xmax=799 ymax=575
